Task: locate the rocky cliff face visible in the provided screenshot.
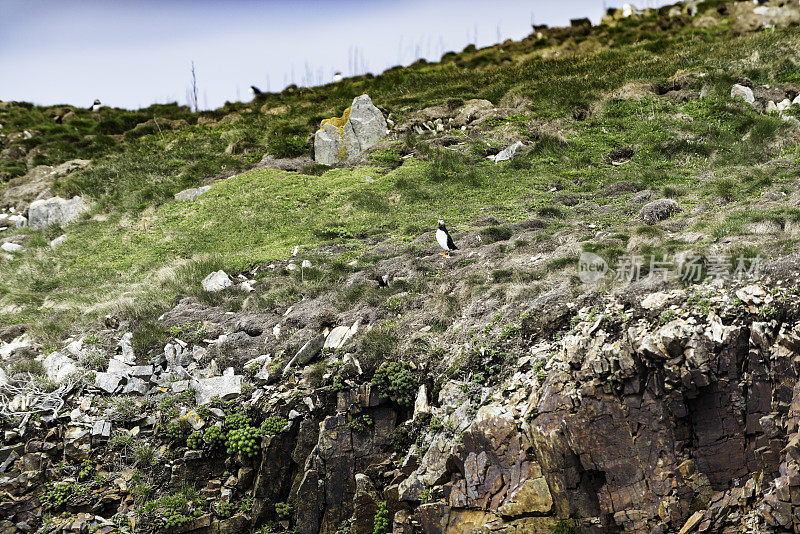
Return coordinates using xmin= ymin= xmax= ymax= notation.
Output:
xmin=4 ymin=249 xmax=800 ymax=534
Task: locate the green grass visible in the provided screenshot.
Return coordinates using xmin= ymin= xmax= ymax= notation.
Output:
xmin=3 ymin=11 xmax=800 ymax=340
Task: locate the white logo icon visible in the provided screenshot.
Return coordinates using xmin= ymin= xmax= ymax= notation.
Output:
xmin=578 ymin=252 xmax=608 ymax=283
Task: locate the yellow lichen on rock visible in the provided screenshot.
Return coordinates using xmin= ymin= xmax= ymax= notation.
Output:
xmin=319 ymin=106 xmax=352 ymax=160
xmin=320 ymin=106 xmax=351 ymax=131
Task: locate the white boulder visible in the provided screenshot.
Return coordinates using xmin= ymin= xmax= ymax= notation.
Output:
xmin=492 ymin=141 xmax=525 ymax=163
xmin=202 ymin=270 xmax=232 ymax=292
xmin=42 ymin=352 xmax=80 ymax=383
xmin=731 ymin=84 xmax=755 ymax=104
xmin=1 ymin=242 xmax=23 ymax=253
xmin=27 ymin=196 xmax=88 ymax=230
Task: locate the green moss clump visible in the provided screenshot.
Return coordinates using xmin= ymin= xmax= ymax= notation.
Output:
xmin=372 ymin=361 xmax=418 ymax=407
xmin=226 ymin=426 xmax=261 ymax=458
xmin=187 ymin=431 xmax=203 ymax=450
xmin=372 ymin=501 xmax=390 ymax=534
xmin=203 ymin=425 xmax=226 ymax=450
xmin=225 ymin=410 xmax=252 ymax=430
xmin=260 ymin=416 xmax=288 ymax=435
xmin=41 ymin=483 xmax=71 ymax=510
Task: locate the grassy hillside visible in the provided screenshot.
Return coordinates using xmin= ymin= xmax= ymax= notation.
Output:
xmin=2 ymin=1 xmax=800 ymax=347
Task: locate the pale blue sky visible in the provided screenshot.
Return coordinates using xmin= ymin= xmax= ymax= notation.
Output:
xmin=0 ymin=0 xmax=676 ymax=110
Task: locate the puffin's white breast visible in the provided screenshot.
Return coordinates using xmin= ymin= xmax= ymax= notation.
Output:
xmin=436 ymin=228 xmax=450 ymax=250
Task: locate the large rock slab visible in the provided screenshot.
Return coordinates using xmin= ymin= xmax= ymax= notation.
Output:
xmin=27 ymin=196 xmax=88 ymax=229
xmin=192 ymin=375 xmax=242 ymax=405
xmin=314 ymin=95 xmax=386 ymax=165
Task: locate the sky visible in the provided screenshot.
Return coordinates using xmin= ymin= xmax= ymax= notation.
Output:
xmin=0 ymin=0 xmax=677 ymax=110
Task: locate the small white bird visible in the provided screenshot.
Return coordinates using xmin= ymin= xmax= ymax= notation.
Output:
xmin=333 ymin=71 xmax=343 ymax=83
xmin=436 ymin=220 xmax=458 ymax=257
xmin=90 ymin=99 xmax=102 ymax=111
xmin=621 ymin=3 xmax=634 ymax=17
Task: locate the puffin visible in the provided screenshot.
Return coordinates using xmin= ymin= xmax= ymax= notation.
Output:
xmin=249 ymin=85 xmax=263 ymax=96
xmin=436 ymin=220 xmax=458 ymax=257
xmin=90 ymin=99 xmax=102 ymax=111
xmin=333 ymin=71 xmax=343 ymax=83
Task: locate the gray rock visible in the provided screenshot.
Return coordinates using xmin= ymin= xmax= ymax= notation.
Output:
xmin=171 ymin=380 xmax=190 ymax=393
xmin=122 ymin=377 xmax=149 ymax=395
xmin=193 ymin=375 xmax=243 ymax=405
xmin=201 ymin=270 xmax=232 ymax=292
xmin=174 ymin=185 xmax=211 ymax=201
xmin=130 ymin=365 xmax=153 ymax=377
xmin=117 ymin=332 xmax=135 ymax=364
xmin=42 ymin=352 xmax=80 ymax=383
xmin=91 ymin=420 xmax=112 ymax=443
xmin=492 ymin=141 xmax=525 ymax=162
xmin=107 ymin=359 xmax=131 ymax=375
xmin=64 ymin=427 xmax=91 ymax=461
xmin=27 ymin=196 xmax=88 ymax=230
xmin=184 ymin=450 xmax=203 ymax=460
xmin=0 ymin=242 xmax=23 ymax=253
xmin=414 ymin=384 xmax=430 ymax=418
xmin=349 ymin=94 xmax=388 ymax=151
xmin=94 ymin=372 xmax=122 ymax=393
xmin=731 ymin=84 xmax=755 ymax=104
xmin=49 ymin=234 xmax=67 ymax=248
xmin=639 ymin=198 xmax=681 ymax=225
xmin=0 ymin=213 xmax=26 ymax=228
xmin=165 ymin=343 xmax=192 ymax=368
xmin=323 ymin=320 xmax=360 ymax=350
xmin=283 ymin=334 xmax=326 ymax=375
xmin=314 ymin=94 xmax=387 ymax=165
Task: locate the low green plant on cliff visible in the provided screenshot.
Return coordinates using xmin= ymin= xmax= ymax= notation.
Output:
xmin=41 ymin=483 xmax=71 ymax=510
xmin=187 ymin=431 xmax=203 ymax=450
xmin=349 ymin=414 xmax=374 ymax=433
xmin=550 ymin=519 xmax=575 ymax=534
xmin=213 ymin=501 xmax=237 ymax=519
xmin=372 ymin=361 xmax=418 ymax=407
xmin=260 ymin=416 xmax=288 ymax=435
xmin=275 ymin=501 xmax=292 ymax=520
xmin=372 ymin=501 xmax=390 ymax=534
xmin=164 ymin=419 xmax=190 ymax=442
xmin=137 ymin=488 xmax=204 ymax=532
xmin=202 ymin=425 xmax=226 ymax=450
xmin=226 ymin=426 xmax=261 ymax=458
xmin=225 ymin=409 xmax=252 ymax=430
